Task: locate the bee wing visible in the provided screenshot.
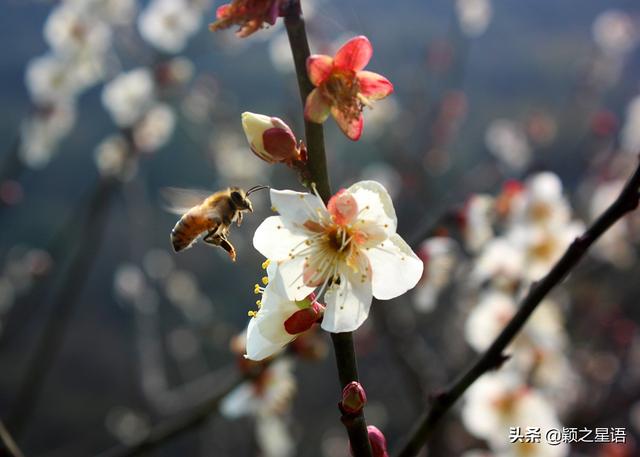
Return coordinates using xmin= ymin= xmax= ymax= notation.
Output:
xmin=162 ymin=187 xmax=214 ymax=215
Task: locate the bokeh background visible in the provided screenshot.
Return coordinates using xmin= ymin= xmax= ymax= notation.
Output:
xmin=1 ymin=0 xmax=640 ymax=456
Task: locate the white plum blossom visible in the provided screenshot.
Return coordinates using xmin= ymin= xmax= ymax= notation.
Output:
xmin=621 ymin=95 xmax=640 ymax=154
xmin=413 ymin=237 xmax=459 ymax=313
xmin=138 ymin=0 xmax=202 ymax=54
xmin=470 ymin=238 xmax=524 ymax=288
xmin=44 ymin=3 xmax=112 ymax=57
xmin=19 ymin=103 xmax=76 ymax=169
xmin=25 ymin=54 xmax=84 ymax=104
xmin=64 ymin=0 xmax=138 ymax=26
xmin=462 ymin=194 xmax=495 ymax=252
xmin=485 ymin=119 xmax=532 ymax=172
xmin=462 ymin=372 xmax=567 ymax=456
xmin=221 ymin=357 xmax=296 ymax=457
xmin=102 ymin=68 xmax=155 ymax=127
xmin=508 ymin=222 xmax=583 ymax=282
xmin=246 ymin=262 xmax=322 ymax=361
xmin=133 ymin=103 xmax=176 ymax=153
xmin=592 ymin=10 xmax=637 ymax=57
xmin=465 ymin=291 xmax=567 ymax=369
xmin=221 ymin=358 xmax=296 ymax=418
xmin=455 ymin=0 xmax=493 ymax=38
xmin=253 ymin=181 xmax=423 ymax=333
xmin=590 ymin=179 xmax=635 ymax=268
xmin=94 ymin=134 xmax=136 ymax=180
xmin=507 ymin=173 xmax=571 ymax=229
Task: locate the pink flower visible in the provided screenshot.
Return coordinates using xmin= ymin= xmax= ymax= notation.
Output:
xmin=305 ymin=36 xmax=394 ymax=140
xmin=209 ymin=0 xmax=284 ymax=38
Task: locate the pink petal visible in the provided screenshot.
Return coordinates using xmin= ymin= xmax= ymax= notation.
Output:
xmin=304 ymin=88 xmax=331 ymax=124
xmin=331 ymin=106 xmax=363 ymax=141
xmin=334 ymin=36 xmax=373 ymax=72
xmin=357 ymin=71 xmax=393 ymax=100
xmin=263 ymin=127 xmax=298 ymax=162
xmin=216 ymin=4 xmax=229 ymax=19
xmin=306 ymin=54 xmax=334 ymax=86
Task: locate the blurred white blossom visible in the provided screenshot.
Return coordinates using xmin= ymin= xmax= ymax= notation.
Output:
xmin=462 ymin=194 xmax=495 ymax=252
xmin=455 ymin=0 xmax=492 ymax=38
xmin=19 ymin=103 xmax=76 ymax=169
xmin=95 ymin=134 xmax=137 ymax=180
xmin=462 ymin=372 xmax=567 ymax=456
xmin=44 ymin=3 xmax=112 ymax=57
xmin=485 ymin=119 xmax=531 ymax=173
xmin=592 ymin=10 xmax=637 ymax=56
xmin=138 ymin=0 xmax=202 ymax=53
xmin=221 ymin=358 xmax=297 ymax=418
xmin=102 ymin=68 xmax=155 ymax=127
xmin=413 ymin=237 xmax=459 ymax=312
xmin=133 ymin=103 xmax=176 ymax=152
xmin=621 ymin=95 xmax=640 ymax=154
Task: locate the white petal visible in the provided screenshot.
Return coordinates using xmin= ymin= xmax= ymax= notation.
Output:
xmin=270 ymin=188 xmax=327 ymax=228
xmin=246 ymin=317 xmax=288 ymax=361
xmin=367 ymin=234 xmax=424 ymax=300
xmin=321 ymin=273 xmax=373 ymax=333
xmin=220 ymin=383 xmax=256 ymax=418
xmin=275 ymin=255 xmax=315 ymax=300
xmin=347 ymin=180 xmax=398 ymax=236
xmin=253 ymin=216 xmax=306 ymax=261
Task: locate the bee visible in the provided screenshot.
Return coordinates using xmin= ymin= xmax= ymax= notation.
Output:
xmin=164 ymin=185 xmax=268 ymax=261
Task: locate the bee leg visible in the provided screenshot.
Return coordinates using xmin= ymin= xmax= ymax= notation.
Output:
xmin=203 ymin=232 xmax=237 ymax=262
xmin=236 ymin=211 xmax=243 ymax=227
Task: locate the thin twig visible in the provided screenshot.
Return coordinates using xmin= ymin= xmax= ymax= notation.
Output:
xmin=94 ymin=373 xmax=242 ymax=457
xmin=4 ymin=176 xmax=119 ymax=439
xmin=283 ymin=2 xmax=372 ymax=455
xmin=0 ymin=420 xmax=25 ymax=457
xmin=395 ymin=157 xmax=640 ymax=457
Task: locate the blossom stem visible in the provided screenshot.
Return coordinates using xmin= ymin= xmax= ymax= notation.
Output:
xmin=283 ymin=0 xmax=331 ymax=201
xmin=394 ymin=156 xmax=640 ymax=457
xmin=283 ymin=2 xmax=372 ymax=455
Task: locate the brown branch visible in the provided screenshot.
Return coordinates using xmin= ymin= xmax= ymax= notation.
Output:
xmin=94 ymin=373 xmax=242 ymax=457
xmin=395 ymin=157 xmax=640 ymax=457
xmin=283 ymin=2 xmax=372 ymax=455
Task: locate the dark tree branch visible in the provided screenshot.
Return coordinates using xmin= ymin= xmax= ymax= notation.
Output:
xmin=283 ymin=2 xmax=372 ymax=455
xmin=0 ymin=420 xmax=24 ymax=457
xmin=94 ymin=373 xmax=242 ymax=457
xmin=395 ymin=157 xmax=640 ymax=457
xmin=4 ymin=175 xmax=119 ymax=439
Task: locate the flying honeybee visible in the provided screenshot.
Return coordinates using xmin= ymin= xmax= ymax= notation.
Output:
xmin=164 ymin=185 xmax=268 ymax=261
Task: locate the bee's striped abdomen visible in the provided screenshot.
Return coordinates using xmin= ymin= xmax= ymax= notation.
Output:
xmin=171 ymin=212 xmax=206 ymax=252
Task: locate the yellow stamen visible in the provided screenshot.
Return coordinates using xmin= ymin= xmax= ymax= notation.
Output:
xmin=248 ymin=310 xmax=257 ymax=317
xmin=261 ymin=276 xmax=269 ymax=285
xmin=256 ymin=300 xmax=262 ymax=307
xmin=254 ymin=284 xmax=261 ymax=294
xmin=261 ymin=259 xmax=271 ymax=269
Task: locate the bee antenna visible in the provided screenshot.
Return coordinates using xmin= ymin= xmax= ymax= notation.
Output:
xmin=246 ymin=185 xmax=270 ymax=196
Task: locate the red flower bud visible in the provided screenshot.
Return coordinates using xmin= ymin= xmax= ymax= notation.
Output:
xmin=349 ymin=425 xmax=389 ymax=457
xmin=283 ymin=299 xmax=324 ymax=335
xmin=242 ymin=112 xmax=304 ymax=165
xmin=341 ymin=381 xmax=367 ymax=414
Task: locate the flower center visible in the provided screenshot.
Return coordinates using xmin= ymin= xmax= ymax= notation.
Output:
xmin=321 ymin=70 xmax=363 ymax=121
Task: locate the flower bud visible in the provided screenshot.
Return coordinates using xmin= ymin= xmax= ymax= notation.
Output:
xmin=366 ymin=426 xmax=389 ymax=457
xmin=341 ymin=381 xmax=367 ymax=414
xmin=283 ymin=297 xmax=324 ymax=335
xmin=241 ymin=112 xmax=302 ymax=164
xmin=349 ymin=425 xmax=389 ymax=457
